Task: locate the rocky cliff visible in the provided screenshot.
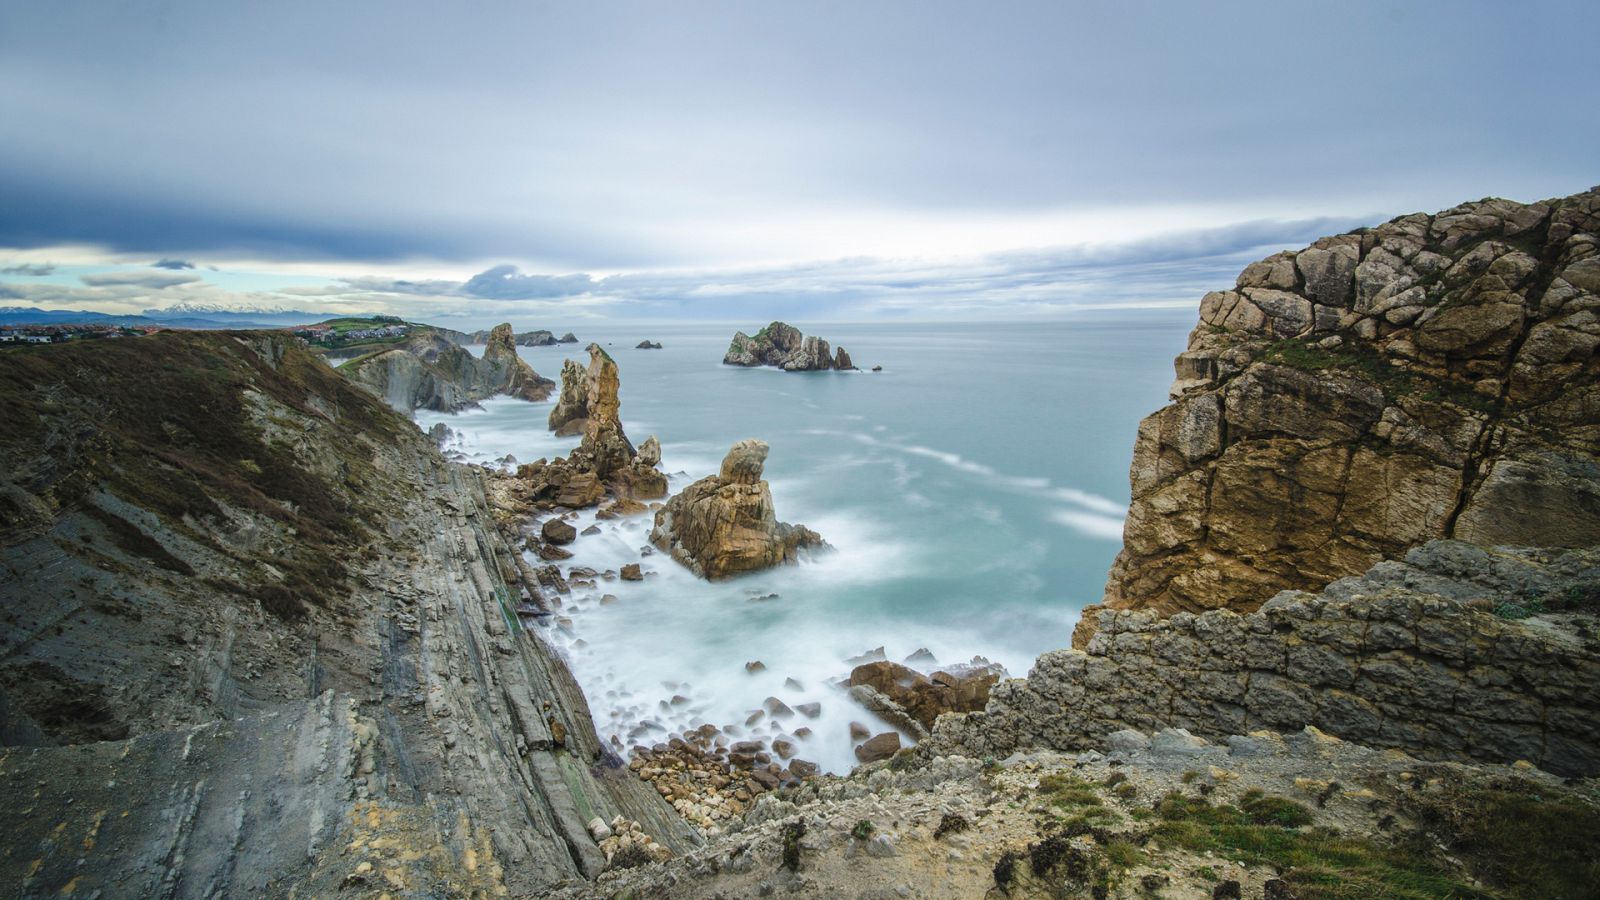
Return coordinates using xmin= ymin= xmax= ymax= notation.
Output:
xmin=932 ymin=541 xmax=1600 ymax=778
xmin=468 ymin=326 xmax=562 ymax=346
xmin=723 ymin=321 xmax=856 ymax=371
xmin=519 ymin=343 xmax=667 ymax=508
xmin=0 ymin=331 xmax=695 ymax=895
xmin=651 ymin=439 xmax=829 ymax=580
xmin=1095 ymin=187 xmax=1600 ymax=631
xmin=342 ymin=321 xmax=555 ymax=412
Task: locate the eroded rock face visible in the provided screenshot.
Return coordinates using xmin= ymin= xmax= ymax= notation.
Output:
xmin=723 ymin=322 xmax=857 ymax=371
xmin=344 ymin=322 xmax=555 ymax=412
xmin=650 ymin=440 xmax=828 ymax=579
xmin=935 ymin=541 xmax=1600 ymax=778
xmin=1096 ymin=188 xmax=1600 ymax=632
xmin=548 ymin=358 xmax=589 ymax=436
xmin=523 ymin=344 xmax=665 ymax=508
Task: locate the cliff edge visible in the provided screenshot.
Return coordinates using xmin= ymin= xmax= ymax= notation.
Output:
xmin=0 ymin=331 xmax=694 ymax=896
xmin=1092 ymin=187 xmax=1600 ymax=635
xmin=342 ymin=321 xmax=555 ymax=412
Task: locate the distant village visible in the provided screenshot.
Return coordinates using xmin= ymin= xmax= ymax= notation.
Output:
xmin=0 ymin=324 xmax=163 ymax=344
xmin=289 ymin=317 xmax=411 ymax=348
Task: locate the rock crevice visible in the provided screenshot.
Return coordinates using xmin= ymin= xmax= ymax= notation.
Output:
xmin=1098 ymin=187 xmax=1600 ymax=629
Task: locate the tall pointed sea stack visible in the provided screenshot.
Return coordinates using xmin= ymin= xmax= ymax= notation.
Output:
xmin=521 ymin=343 xmax=666 ymax=507
xmin=650 ymin=439 xmax=829 ymax=579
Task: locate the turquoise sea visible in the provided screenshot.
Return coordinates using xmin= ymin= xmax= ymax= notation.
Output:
xmin=416 ymin=311 xmax=1194 ymax=770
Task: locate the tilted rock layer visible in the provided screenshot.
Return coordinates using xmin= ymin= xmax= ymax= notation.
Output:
xmin=1097 ymin=187 xmax=1600 ymax=628
xmin=651 ymin=439 xmax=828 ymax=579
xmin=0 ymin=332 xmax=694 ymax=895
xmin=723 ymin=321 xmax=856 ymax=371
xmin=343 ymin=321 xmax=554 ymax=412
xmin=933 ymin=541 xmax=1600 ymax=777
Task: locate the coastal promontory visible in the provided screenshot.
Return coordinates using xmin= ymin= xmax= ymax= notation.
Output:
xmin=650 ymin=439 xmax=829 ymax=579
xmin=723 ymin=321 xmax=855 ymax=371
xmin=341 ymin=321 xmax=555 ymax=412
xmin=1089 ymin=187 xmax=1600 ymax=636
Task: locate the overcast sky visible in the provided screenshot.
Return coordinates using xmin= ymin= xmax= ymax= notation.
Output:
xmin=1 ymin=1 xmax=1595 ymax=324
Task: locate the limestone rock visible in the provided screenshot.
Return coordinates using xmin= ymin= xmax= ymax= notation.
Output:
xmin=526 ymin=344 xmax=666 ymax=507
xmin=931 ymin=540 xmax=1600 ymax=778
xmin=847 ymin=660 xmax=1001 ymax=731
xmin=541 ymin=518 xmax=577 ymax=545
xmin=636 ymin=340 xmax=663 ymax=349
xmin=722 ymin=321 xmax=857 ymax=371
xmin=343 ymin=322 xmax=555 ymax=412
xmin=548 ymin=358 xmax=589 ymax=436
xmin=649 ymin=440 xmax=830 ymax=580
xmin=1099 ymin=186 xmax=1600 ymax=631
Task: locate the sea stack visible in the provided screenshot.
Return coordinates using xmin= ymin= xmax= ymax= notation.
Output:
xmin=522 ymin=343 xmax=666 ymax=507
xmin=723 ymin=321 xmax=856 ymax=371
xmin=650 ymin=439 xmax=829 ymax=579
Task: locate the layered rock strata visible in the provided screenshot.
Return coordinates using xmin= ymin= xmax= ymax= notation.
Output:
xmin=723 ymin=321 xmax=856 ymax=371
xmin=930 ymin=541 xmax=1600 ymax=777
xmin=1098 ymin=188 xmax=1600 ymax=628
xmin=342 ymin=321 xmax=555 ymax=412
xmin=650 ymin=440 xmax=829 ymax=579
xmin=0 ymin=332 xmax=695 ymax=895
xmin=521 ymin=343 xmax=666 ymax=508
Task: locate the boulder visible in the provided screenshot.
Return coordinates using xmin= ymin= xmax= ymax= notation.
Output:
xmin=649 ymin=440 xmax=829 ymax=580
xmin=848 ymin=660 xmax=1001 ymax=731
xmin=620 ymin=563 xmax=644 ymax=581
xmin=541 ymin=518 xmax=577 ymax=545
xmin=854 ymin=732 xmax=901 ymax=763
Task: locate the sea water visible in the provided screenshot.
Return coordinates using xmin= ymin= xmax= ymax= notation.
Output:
xmin=416 ymin=313 xmax=1192 ymax=771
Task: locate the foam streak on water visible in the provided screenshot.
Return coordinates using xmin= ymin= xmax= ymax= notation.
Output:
xmin=413 ymin=316 xmax=1190 ymax=771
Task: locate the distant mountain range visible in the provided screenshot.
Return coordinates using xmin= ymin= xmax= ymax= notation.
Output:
xmin=0 ymin=305 xmax=370 ymax=329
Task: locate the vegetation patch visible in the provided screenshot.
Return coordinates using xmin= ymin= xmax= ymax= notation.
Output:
xmin=81 ymin=505 xmax=194 ymax=575
xmin=1410 ymin=777 xmax=1600 ymax=898
xmin=1152 ymin=793 xmax=1486 ymax=899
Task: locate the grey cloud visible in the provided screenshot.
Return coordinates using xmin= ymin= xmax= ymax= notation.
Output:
xmin=152 ymin=258 xmax=195 ymax=270
xmin=462 ymin=265 xmax=595 ymax=300
xmin=338 ymin=275 xmax=463 ymax=296
xmin=80 ymin=271 xmax=202 ymax=288
xmin=2 ymin=263 xmax=54 ymax=276
xmin=0 ymin=281 xmax=24 ymax=299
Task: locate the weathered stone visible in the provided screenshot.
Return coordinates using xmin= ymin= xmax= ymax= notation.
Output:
xmin=723 ymin=321 xmax=854 ymax=371
xmin=542 ymin=518 xmax=578 ymax=545
xmin=854 ymin=732 xmax=902 ymax=763
xmin=650 ymin=440 xmax=829 ymax=580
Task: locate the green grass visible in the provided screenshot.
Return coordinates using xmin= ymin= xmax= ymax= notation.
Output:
xmin=1410 ymin=778 xmax=1600 ymax=899
xmin=1153 ymin=793 xmax=1487 ymax=899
